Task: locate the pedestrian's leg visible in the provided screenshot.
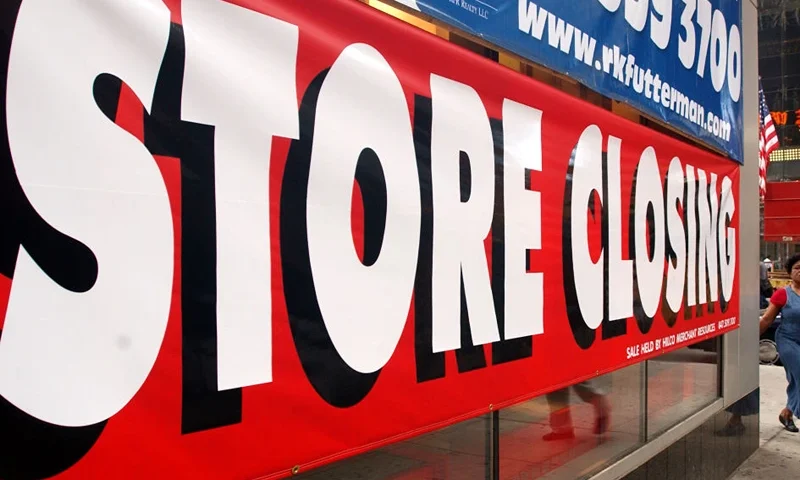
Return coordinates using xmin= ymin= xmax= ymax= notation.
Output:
xmin=777 ymin=334 xmax=800 ymax=432
xmin=783 ymin=367 xmax=794 ymax=418
xmin=788 ymin=366 xmax=800 ymax=415
xmin=543 ymin=388 xmax=575 ymax=441
xmin=573 ymin=381 xmax=610 ymax=435
xmin=572 ymin=381 xmax=602 ymax=402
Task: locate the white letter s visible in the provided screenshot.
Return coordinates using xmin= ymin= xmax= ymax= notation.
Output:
xmin=0 ymin=0 xmax=172 ymax=427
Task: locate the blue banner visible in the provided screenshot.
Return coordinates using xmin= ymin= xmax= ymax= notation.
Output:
xmin=397 ymin=0 xmax=743 ymax=163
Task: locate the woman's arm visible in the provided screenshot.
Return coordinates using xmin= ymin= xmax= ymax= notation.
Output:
xmin=760 ymin=302 xmax=781 ymax=335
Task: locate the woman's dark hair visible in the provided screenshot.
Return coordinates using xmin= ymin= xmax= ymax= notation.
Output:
xmin=787 ymin=254 xmax=800 ymax=274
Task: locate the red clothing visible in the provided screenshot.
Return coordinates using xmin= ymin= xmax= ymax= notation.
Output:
xmin=772 ymin=288 xmax=788 ymax=308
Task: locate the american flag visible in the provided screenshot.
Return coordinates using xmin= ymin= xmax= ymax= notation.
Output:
xmin=759 ymin=80 xmax=778 ymax=200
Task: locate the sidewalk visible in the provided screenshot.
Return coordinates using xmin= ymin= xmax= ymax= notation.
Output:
xmin=729 ymin=365 xmax=800 ymax=479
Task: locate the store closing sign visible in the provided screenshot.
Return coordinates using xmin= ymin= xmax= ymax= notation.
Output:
xmin=0 ymin=0 xmax=738 ymax=479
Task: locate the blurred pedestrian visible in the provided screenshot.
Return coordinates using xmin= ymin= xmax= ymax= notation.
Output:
xmin=761 ymin=258 xmax=774 ymax=308
xmin=760 ymin=253 xmax=800 ymax=433
xmin=542 ymin=381 xmax=610 ymax=441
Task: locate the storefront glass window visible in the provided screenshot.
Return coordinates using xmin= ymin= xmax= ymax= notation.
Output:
xmin=497 ymin=364 xmax=644 ymax=479
xmin=297 ymin=415 xmax=492 ymax=479
xmin=297 ymin=344 xmax=722 ymax=480
xmin=646 ymin=343 xmax=719 ymax=439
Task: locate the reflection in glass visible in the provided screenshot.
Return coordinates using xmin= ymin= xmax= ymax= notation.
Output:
xmin=646 ymin=343 xmax=719 ymax=439
xmin=716 ymin=389 xmax=759 ymax=437
xmin=498 ymin=364 xmax=643 ymax=479
xmin=297 ymin=415 xmax=491 ymax=479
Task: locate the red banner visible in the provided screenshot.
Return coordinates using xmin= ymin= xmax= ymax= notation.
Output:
xmin=0 ymin=0 xmax=739 ymax=479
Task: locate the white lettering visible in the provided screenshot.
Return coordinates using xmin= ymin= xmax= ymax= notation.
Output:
xmin=607 ymin=136 xmax=633 ymax=320
xmin=547 ymin=13 xmax=574 ymax=54
xmin=571 ymin=126 xmax=604 ymax=330
xmin=633 ymin=147 xmax=665 ymax=318
xmin=650 ymin=0 xmax=672 ymax=49
xmin=625 ymin=0 xmax=648 ymax=32
xmin=307 ymin=44 xmax=421 ymax=373
xmin=430 ymin=75 xmax=500 ymax=352
xmin=502 ymin=100 xmax=544 ymax=337
xmin=598 ymin=0 xmax=623 ymax=11
xmin=685 ymin=165 xmax=697 ymax=306
xmin=1 ymin=0 xmax=173 ymax=427
xmin=665 ymin=158 xmax=686 ymax=313
xmin=518 ymin=0 xmax=548 ymax=40
xmin=181 ymin=0 xmax=300 ymax=390
xmin=719 ymin=176 xmax=736 ymax=302
xmin=695 ymin=169 xmax=718 ymax=304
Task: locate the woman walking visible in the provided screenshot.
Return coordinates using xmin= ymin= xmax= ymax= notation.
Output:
xmin=760 ymin=253 xmax=800 ymax=433
xmin=542 ymin=381 xmax=610 ymax=441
